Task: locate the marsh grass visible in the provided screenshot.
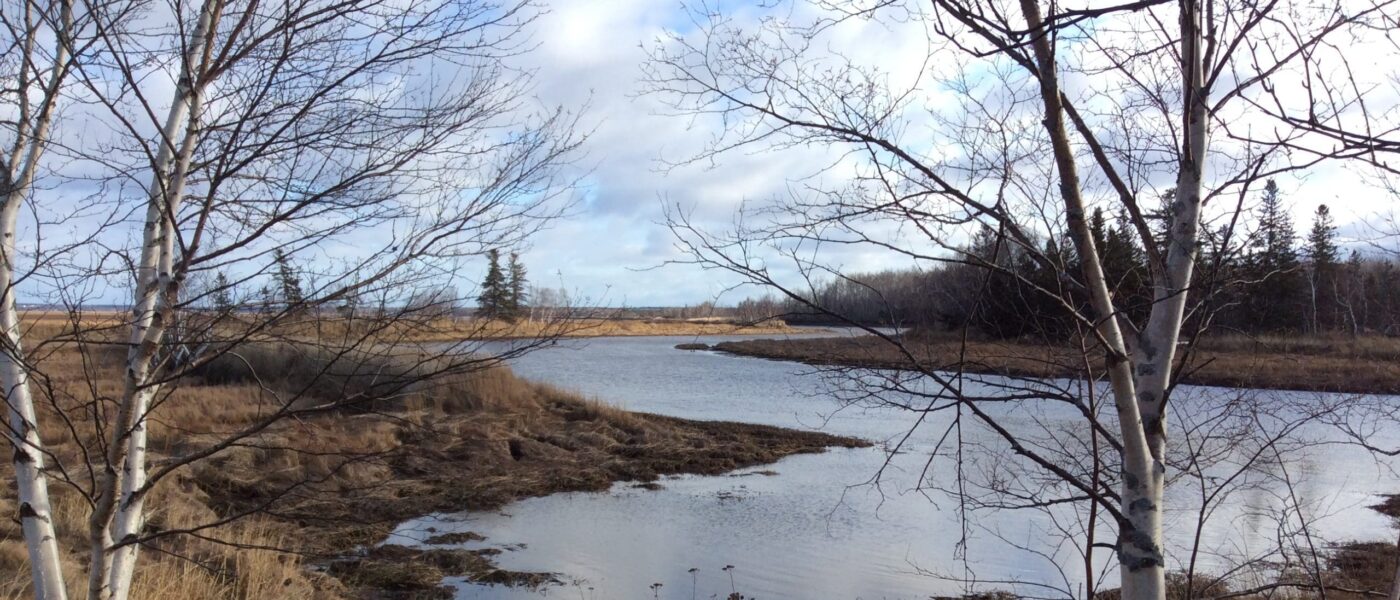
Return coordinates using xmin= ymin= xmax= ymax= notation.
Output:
xmin=12 ymin=309 xmax=798 ymax=345
xmin=0 ymin=328 xmax=857 ymax=599
xmin=717 ymin=331 xmax=1400 ymax=394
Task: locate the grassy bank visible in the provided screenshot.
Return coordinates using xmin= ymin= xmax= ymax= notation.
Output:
xmin=713 ymin=332 xmax=1400 ymax=395
xmin=0 ymin=342 xmax=864 ymax=599
xmin=15 ymin=310 xmax=805 ymax=345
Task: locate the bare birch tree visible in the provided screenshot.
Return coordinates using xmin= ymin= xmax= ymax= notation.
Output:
xmin=1 ymin=0 xmax=97 ymax=595
xmin=1 ymin=0 xmax=582 ymax=598
xmin=646 ymin=1 xmax=1399 ymax=599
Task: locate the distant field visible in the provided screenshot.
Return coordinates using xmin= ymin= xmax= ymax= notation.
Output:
xmin=13 ymin=310 xmax=802 ymax=344
xmin=416 ymin=316 xmax=802 ymax=340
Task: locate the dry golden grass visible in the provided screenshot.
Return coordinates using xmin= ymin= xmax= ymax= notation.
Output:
xmin=12 ymin=309 xmax=802 ymax=349
xmin=0 ymin=473 xmax=330 ymax=600
xmin=0 ymin=336 xmax=349 ymax=599
xmin=1198 ymin=333 xmax=1400 ymax=360
xmin=303 ymin=315 xmax=802 ymax=342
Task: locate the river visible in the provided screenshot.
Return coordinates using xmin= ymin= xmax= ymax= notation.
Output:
xmin=389 ymin=330 xmax=1400 ymax=600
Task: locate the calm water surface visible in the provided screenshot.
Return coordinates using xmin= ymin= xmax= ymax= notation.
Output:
xmin=390 ymin=330 xmax=1399 ymax=600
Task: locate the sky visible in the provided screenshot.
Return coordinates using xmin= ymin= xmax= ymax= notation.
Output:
xmin=498 ymin=0 xmax=1399 ymax=308
xmin=497 ymin=0 xmax=975 ymax=308
xmin=11 ymin=0 xmax=1394 ymax=308
xmin=496 ymin=0 xmax=842 ymax=307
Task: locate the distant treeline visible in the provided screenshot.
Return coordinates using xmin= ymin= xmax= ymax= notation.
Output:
xmin=738 ymin=182 xmax=1400 ymax=338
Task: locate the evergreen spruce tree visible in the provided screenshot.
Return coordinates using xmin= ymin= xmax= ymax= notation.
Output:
xmin=1148 ymin=187 xmax=1177 ymax=260
xmin=1242 ymin=180 xmax=1304 ymax=331
xmin=478 ymin=249 xmax=508 ymax=319
xmin=1255 ymin=181 xmax=1298 ymax=264
xmin=273 ymin=249 xmax=304 ymax=309
xmin=1306 ymin=204 xmax=1339 ymax=333
xmin=507 ymin=252 xmax=528 ymax=319
xmin=257 ymin=285 xmax=275 ymax=310
xmin=1103 ymin=209 xmax=1150 ymax=322
xmin=212 ymin=272 xmax=235 ymax=313
xmin=1307 ymin=204 xmax=1338 ymax=264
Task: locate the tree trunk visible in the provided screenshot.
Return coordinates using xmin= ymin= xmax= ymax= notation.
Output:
xmin=2 ymin=1 xmax=76 ymax=595
xmin=0 ymin=212 xmax=69 ymax=600
xmin=1388 ymin=527 xmax=1400 ymax=600
xmin=1013 ymin=1 xmax=1188 ymax=599
xmin=1120 ymin=2 xmax=1210 ymax=599
xmin=87 ymin=3 xmax=218 ymax=597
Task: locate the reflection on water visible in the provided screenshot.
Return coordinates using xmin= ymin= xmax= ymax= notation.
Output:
xmin=391 ymin=330 xmax=1398 ymax=600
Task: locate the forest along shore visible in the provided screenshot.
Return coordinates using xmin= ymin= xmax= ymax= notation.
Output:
xmin=0 ymin=337 xmax=864 ymax=600
xmin=711 ymin=331 xmax=1400 ymax=395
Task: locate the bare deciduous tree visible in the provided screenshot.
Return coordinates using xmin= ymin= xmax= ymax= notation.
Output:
xmin=645 ymin=1 xmax=1399 ymax=599
xmin=1 ymin=0 xmax=583 ymax=598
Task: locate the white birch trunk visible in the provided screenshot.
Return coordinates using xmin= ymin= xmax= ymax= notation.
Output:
xmin=105 ymin=166 xmax=196 ymax=600
xmin=86 ymin=3 xmax=218 ymax=598
xmin=1013 ymin=2 xmax=1171 ymax=599
xmin=1 ymin=1 xmax=76 ymax=596
xmin=0 ymin=217 xmax=68 ymax=600
xmin=1121 ymin=4 xmax=1208 ymax=598
xmin=1388 ymin=527 xmax=1400 ymax=600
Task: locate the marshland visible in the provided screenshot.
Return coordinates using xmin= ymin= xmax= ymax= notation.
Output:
xmin=3 ymin=1 xmax=1400 ymax=600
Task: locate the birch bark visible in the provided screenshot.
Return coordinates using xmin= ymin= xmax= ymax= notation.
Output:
xmin=1388 ymin=528 xmax=1400 ymax=600
xmin=1388 ymin=527 xmax=1400 ymax=600
xmin=1013 ymin=2 xmax=1179 ymax=599
xmin=1120 ymin=5 xmax=1209 ymax=600
xmin=85 ymin=2 xmax=219 ymax=597
xmin=1 ymin=1 xmax=75 ymax=596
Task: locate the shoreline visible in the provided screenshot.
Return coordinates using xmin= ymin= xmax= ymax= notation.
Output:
xmin=472 ymin=321 xmax=825 ymax=341
xmin=0 ymin=343 xmax=866 ymax=599
xmin=192 ymin=375 xmax=869 ymax=598
xmin=3 ymin=334 xmax=1391 ymax=598
xmin=709 ymin=334 xmax=1400 ymax=395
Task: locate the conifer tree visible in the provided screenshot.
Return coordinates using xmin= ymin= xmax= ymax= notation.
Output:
xmin=507 ymin=252 xmax=528 ymax=318
xmin=1255 ymin=181 xmax=1298 ymax=265
xmin=1307 ymin=204 xmax=1338 ymax=265
xmin=212 ymin=272 xmax=234 ymax=313
xmin=1307 ymin=204 xmax=1339 ymax=333
xmin=273 ymin=249 xmax=304 ymax=308
xmin=1242 ymin=180 xmax=1303 ymax=331
xmin=478 ymin=249 xmax=508 ymax=319
xmin=1102 ymin=209 xmax=1150 ymax=322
